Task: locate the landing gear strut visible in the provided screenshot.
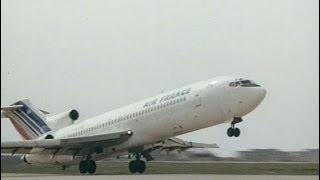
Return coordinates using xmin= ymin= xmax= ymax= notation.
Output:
xmin=79 ymin=159 xmax=97 ymax=174
xmin=227 ymin=117 xmax=242 ymax=137
xmin=128 ymin=152 xmax=146 ymax=174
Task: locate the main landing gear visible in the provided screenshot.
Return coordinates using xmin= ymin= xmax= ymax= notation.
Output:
xmin=227 ymin=117 xmax=243 ymax=137
xmin=79 ymin=159 xmax=97 ymax=174
xmin=128 ymin=152 xmax=146 ymax=174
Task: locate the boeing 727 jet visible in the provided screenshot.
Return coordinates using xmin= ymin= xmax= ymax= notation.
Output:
xmin=1 ymin=76 xmax=266 ymax=174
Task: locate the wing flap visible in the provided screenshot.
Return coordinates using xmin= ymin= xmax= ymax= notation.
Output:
xmin=145 ymin=137 xmax=219 ymax=153
xmin=166 ymin=137 xmax=219 ymax=148
xmin=1 ymin=147 xmax=33 ymax=155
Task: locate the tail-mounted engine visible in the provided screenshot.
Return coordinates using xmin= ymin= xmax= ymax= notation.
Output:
xmin=45 ymin=109 xmax=79 ymax=130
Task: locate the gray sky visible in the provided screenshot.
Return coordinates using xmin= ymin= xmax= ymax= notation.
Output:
xmin=1 ymin=0 xmax=319 ymax=153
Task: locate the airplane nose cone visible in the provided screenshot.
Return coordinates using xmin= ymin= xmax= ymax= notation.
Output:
xmin=250 ymin=87 xmax=267 ymax=108
xmin=234 ymin=87 xmax=267 ymax=117
xmin=258 ymin=88 xmax=267 ymax=102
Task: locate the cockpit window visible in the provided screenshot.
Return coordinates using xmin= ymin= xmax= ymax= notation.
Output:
xmin=229 ymin=79 xmax=260 ymax=87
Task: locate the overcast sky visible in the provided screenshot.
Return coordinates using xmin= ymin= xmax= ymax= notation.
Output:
xmin=1 ymin=0 xmax=319 ymax=153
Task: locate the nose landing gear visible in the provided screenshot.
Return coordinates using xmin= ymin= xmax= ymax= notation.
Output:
xmin=227 ymin=126 xmax=240 ymax=137
xmin=227 ymin=117 xmax=242 ymax=137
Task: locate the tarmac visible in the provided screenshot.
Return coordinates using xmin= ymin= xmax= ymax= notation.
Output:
xmin=1 ymin=174 xmax=319 ymax=180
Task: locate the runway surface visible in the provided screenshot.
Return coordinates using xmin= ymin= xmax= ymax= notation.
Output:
xmin=1 ymin=174 xmax=319 ymax=180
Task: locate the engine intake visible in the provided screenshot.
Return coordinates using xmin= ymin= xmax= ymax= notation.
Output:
xmin=44 ymin=134 xmax=54 ymax=139
xmin=69 ymin=109 xmax=79 ymax=120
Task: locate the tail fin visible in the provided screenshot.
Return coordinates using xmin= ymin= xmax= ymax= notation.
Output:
xmin=1 ymin=99 xmax=51 ymax=140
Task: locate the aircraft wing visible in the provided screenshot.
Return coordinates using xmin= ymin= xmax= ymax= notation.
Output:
xmin=160 ymin=137 xmax=219 ymax=149
xmin=141 ymin=137 xmax=219 ymax=161
xmin=1 ymin=130 xmax=133 ymax=157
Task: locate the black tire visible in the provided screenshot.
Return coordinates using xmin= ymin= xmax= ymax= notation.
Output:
xmin=227 ymin=128 xmax=234 ymax=137
xmin=137 ymin=160 xmax=146 ymax=174
xmin=87 ymin=160 xmax=97 ymax=174
xmin=79 ymin=161 xmax=88 ymax=174
xmin=234 ymin=128 xmax=240 ymax=137
xmin=129 ymin=160 xmax=137 ymax=174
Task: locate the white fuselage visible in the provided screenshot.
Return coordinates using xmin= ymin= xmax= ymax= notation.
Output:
xmin=25 ymin=77 xmax=266 ymax=165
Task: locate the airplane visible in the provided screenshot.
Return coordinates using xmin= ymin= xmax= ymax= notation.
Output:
xmin=1 ymin=76 xmax=266 ymax=174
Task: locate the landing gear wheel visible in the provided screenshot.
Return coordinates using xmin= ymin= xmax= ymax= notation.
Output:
xmin=79 ymin=161 xmax=88 ymax=174
xmin=137 ymin=160 xmax=146 ymax=173
xmin=129 ymin=160 xmax=146 ymax=174
xmin=228 ymin=117 xmax=242 ymax=137
xmin=87 ymin=160 xmax=97 ymax=174
xmin=234 ymin=128 xmax=240 ymax=137
xmin=227 ymin=128 xmax=234 ymax=137
xmin=129 ymin=160 xmax=137 ymax=173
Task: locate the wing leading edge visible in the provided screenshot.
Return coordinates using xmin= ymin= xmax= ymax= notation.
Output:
xmin=1 ymin=130 xmax=133 ymax=157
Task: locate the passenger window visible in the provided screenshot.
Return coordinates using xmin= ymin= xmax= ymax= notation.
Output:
xmin=183 ymin=97 xmax=186 ymax=101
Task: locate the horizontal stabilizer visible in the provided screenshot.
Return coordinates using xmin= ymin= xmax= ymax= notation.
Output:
xmin=1 ymin=105 xmax=24 ymax=112
xmin=39 ymin=109 xmax=50 ymax=115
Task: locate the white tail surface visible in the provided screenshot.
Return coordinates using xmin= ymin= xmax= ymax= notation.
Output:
xmin=1 ymin=99 xmax=51 ymax=140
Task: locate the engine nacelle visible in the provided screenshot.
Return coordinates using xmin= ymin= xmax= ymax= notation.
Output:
xmin=45 ymin=109 xmax=79 ymax=130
